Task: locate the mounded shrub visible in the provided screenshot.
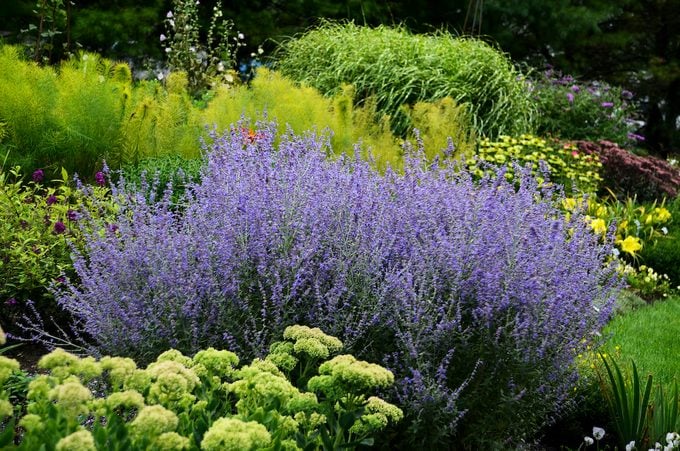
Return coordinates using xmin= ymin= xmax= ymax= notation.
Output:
xmin=32 ymin=123 xmax=622 ymax=448
xmin=576 ymin=140 xmax=680 ymax=202
xmin=275 ymin=22 xmax=536 ymax=139
xmin=530 ymin=68 xmax=642 ymax=146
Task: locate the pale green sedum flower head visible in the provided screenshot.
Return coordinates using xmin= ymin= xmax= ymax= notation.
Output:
xmin=192 ymin=347 xmax=239 ymax=379
xmin=55 ymin=429 xmax=97 ymax=451
xmin=283 ymin=325 xmax=343 ymax=359
xmin=130 ymin=404 xmax=179 ymax=438
xmin=18 ymin=413 xmax=44 ymax=433
xmin=307 ymin=354 xmax=395 ymax=398
xmin=349 ymin=396 xmax=403 ymax=435
xmin=100 ymin=356 xmax=137 ymax=390
xmin=154 ymin=431 xmax=191 ymax=450
xmin=105 ymin=390 xmax=145 ymax=411
xmin=48 ymin=379 xmax=94 ymax=418
xmin=38 ymin=348 xmax=102 ymax=382
xmin=200 ymin=417 xmax=271 ymax=451
xmin=0 ymin=356 xmax=20 ymax=385
xmin=0 ymin=399 xmax=13 ymax=419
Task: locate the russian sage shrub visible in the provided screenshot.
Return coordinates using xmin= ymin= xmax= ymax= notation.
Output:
xmin=47 ymin=123 xmax=621 ymax=447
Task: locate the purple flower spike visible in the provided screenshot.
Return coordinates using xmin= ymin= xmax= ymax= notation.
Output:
xmin=5 ymin=298 xmax=17 ymax=307
xmin=53 ymin=221 xmax=66 ymax=234
xmin=95 ymin=171 xmax=106 ymax=186
xmin=46 ymin=195 xmax=58 ymax=206
xmin=32 ymin=169 xmax=44 ymax=183
xmin=601 ymin=102 xmax=614 ymax=108
xmin=67 ymin=209 xmax=78 ymax=221
xmin=566 ymin=93 xmax=574 ymax=103
xmin=571 ymin=85 xmax=580 ymax=93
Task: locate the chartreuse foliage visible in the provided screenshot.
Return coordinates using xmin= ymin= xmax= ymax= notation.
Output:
xmin=275 ymin=21 xmax=536 ymax=139
xmin=0 ymin=325 xmax=402 ymax=450
xmin=0 ymin=165 xmax=117 ymax=333
xmin=0 ymin=45 xmax=201 ymax=177
xmin=197 ymin=68 xmax=475 ymax=170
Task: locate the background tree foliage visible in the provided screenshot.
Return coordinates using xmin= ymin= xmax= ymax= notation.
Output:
xmin=1 ymin=0 xmax=678 ymax=155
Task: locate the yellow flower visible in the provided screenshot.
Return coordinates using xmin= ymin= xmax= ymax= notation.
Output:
xmin=562 ymin=197 xmax=577 ymax=211
xmin=655 ymin=207 xmax=671 ymax=222
xmin=617 ymin=236 xmax=642 ymax=255
xmin=590 ymin=218 xmax=607 ymax=236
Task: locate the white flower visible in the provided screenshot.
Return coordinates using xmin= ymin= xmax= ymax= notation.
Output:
xmin=160 ymin=34 xmax=167 ymax=42
xmin=157 ymin=72 xmax=164 ymax=81
xmin=216 ymin=62 xmax=225 ymax=72
xmin=257 ymin=47 xmax=264 ymax=55
xmin=653 ymin=442 xmax=662 ymax=450
xmin=238 ymin=33 xmax=245 ymax=40
xmin=166 ymin=11 xmax=173 ymax=18
xmin=667 ymin=432 xmax=678 ymax=444
xmin=189 ymin=46 xmax=196 ymax=53
xmin=593 ymin=427 xmax=605 ymax=440
xmin=626 ymin=440 xmax=636 ymax=451
xmin=225 ymin=73 xmax=234 ymax=83
xmin=662 ymin=227 xmax=668 ymax=235
xmin=165 ymin=47 xmax=171 ymax=53
xmin=169 ymin=19 xmax=175 ymax=28
xmin=584 ymin=436 xmax=594 ymax=446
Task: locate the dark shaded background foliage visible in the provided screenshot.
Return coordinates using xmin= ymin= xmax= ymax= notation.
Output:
xmin=1 ymin=0 xmax=678 ymax=156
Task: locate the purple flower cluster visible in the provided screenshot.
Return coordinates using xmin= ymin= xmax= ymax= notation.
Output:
xmin=51 ymin=123 xmax=622 ymax=445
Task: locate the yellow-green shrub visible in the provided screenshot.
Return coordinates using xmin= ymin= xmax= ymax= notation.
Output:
xmin=197 ymin=68 xmax=475 ymax=171
xmin=468 ymin=135 xmax=603 ymax=194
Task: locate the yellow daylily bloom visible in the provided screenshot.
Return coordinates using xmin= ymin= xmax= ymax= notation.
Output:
xmin=655 ymin=207 xmax=671 ymax=222
xmin=590 ymin=218 xmax=607 ymax=236
xmin=617 ymin=236 xmax=643 ymax=255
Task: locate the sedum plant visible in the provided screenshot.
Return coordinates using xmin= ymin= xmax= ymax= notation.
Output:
xmin=32 ymin=122 xmax=623 ymax=448
xmin=0 ymin=325 xmax=401 ymax=450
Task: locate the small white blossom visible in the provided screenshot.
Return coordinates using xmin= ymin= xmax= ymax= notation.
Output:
xmin=593 ymin=427 xmax=605 ymax=441
xmin=166 ymin=11 xmax=173 ymax=18
xmin=217 ymin=62 xmax=225 ymax=72
xmin=157 ymin=72 xmax=164 ymax=81
xmin=160 ymin=34 xmax=167 ymax=42
xmin=165 ymin=47 xmax=171 ymax=53
xmin=257 ymin=47 xmax=264 ymax=55
xmin=626 ymin=440 xmax=636 ymax=451
xmin=584 ymin=436 xmax=594 ymax=446
xmin=169 ymin=19 xmax=175 ymax=28
xmin=238 ymin=32 xmax=245 ymax=40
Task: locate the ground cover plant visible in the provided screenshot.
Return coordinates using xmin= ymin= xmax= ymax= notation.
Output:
xmin=0 ymin=325 xmax=402 ymax=449
xmin=17 ymin=122 xmax=625 ymax=448
xmin=275 ymin=22 xmax=536 ymax=140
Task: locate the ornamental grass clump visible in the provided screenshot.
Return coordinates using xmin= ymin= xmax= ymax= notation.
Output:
xmin=275 ymin=22 xmax=536 ymax=139
xmin=40 ymin=122 xmax=622 ymax=447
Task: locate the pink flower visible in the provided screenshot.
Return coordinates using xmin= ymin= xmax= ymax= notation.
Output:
xmin=566 ymin=93 xmax=574 ymax=103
